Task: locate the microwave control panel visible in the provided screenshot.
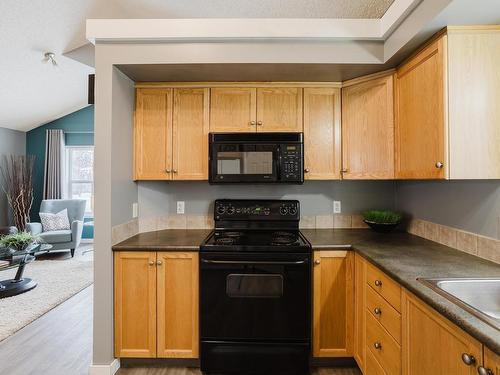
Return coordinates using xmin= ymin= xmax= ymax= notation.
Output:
xmin=280 ymin=144 xmax=303 ymax=181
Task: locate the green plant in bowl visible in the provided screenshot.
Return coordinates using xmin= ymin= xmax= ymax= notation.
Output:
xmin=0 ymin=231 xmax=42 ymax=254
xmin=363 ymin=210 xmax=402 ymax=232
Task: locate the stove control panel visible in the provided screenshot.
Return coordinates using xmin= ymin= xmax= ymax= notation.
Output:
xmin=215 ymin=199 xmax=300 ymax=221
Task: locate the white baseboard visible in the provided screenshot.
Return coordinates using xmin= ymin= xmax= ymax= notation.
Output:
xmin=89 ymin=358 xmax=120 ymax=375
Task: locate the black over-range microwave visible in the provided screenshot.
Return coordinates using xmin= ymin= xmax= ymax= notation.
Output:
xmin=209 ymin=132 xmax=304 ymax=184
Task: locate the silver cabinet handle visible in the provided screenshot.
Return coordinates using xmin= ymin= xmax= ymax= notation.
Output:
xmin=461 ymin=353 xmax=476 ymax=366
xmin=314 ymin=259 xmax=321 ymax=265
xmin=166 ymin=169 xmax=171 ymax=173
xmin=304 ymin=168 xmax=310 ymax=173
xmin=435 ymin=161 xmax=444 ymax=169
xmin=250 ymin=121 xmax=256 ymax=126
xmin=172 ymin=170 xmax=178 ymax=174
xmin=148 ymin=260 xmax=155 ymax=266
xmin=257 ymin=121 xmax=263 ymax=126
xmin=341 ymin=168 xmax=348 ymax=173
xmin=478 ymin=366 xmax=493 ymax=375
xmin=374 ymin=279 xmax=382 ymax=287
xmin=373 ymin=342 xmax=382 ymax=350
xmin=373 ymin=307 xmax=382 ymax=315
xmin=156 ymin=260 xmax=163 ymax=266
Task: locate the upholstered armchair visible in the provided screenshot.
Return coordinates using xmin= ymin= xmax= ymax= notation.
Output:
xmin=27 ymin=199 xmax=86 ymax=257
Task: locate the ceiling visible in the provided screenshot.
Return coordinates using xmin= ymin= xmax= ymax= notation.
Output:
xmin=0 ymin=0 xmax=397 ymax=132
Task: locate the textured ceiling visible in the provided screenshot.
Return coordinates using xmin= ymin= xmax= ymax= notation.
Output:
xmin=113 ymin=0 xmax=397 ymax=19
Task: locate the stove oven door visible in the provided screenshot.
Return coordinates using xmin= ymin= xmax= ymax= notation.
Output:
xmin=200 ymin=252 xmax=311 ymax=341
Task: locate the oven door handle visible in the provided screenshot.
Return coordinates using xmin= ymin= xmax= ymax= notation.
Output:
xmin=200 ymin=259 xmax=309 ymax=265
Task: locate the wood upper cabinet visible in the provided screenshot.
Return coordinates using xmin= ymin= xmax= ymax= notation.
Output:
xmin=157 ymin=252 xmax=199 ymax=358
xmin=134 ymin=89 xmax=173 ymax=180
xmin=313 ymin=250 xmax=354 ymax=357
xmin=256 ymin=88 xmax=303 ymax=132
xmin=210 ymin=88 xmax=257 ymax=132
xmin=354 ymin=254 xmax=366 ymax=372
xmin=114 ymin=251 xmax=157 ymax=358
xmin=303 ymin=88 xmax=341 ymax=180
xmin=114 ymin=251 xmax=199 ymax=359
xmin=342 ymin=74 xmax=395 ymax=179
xmin=395 ymin=35 xmax=447 ymax=179
xmin=483 ymin=347 xmax=500 ymax=375
xmin=134 ymin=88 xmax=208 ymax=181
xmin=172 ymin=88 xmax=209 ymax=180
xmin=402 ymin=289 xmax=483 ymax=375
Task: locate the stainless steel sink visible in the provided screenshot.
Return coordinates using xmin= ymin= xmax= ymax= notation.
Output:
xmin=418 ymin=278 xmax=500 ymax=330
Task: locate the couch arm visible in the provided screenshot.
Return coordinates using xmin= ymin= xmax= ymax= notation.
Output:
xmin=71 ymin=220 xmax=84 ymax=249
xmin=26 ymin=222 xmax=43 ymax=235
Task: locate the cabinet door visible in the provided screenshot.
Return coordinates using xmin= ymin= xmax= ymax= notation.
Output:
xmin=395 ymin=36 xmax=447 ymax=179
xmin=402 ymin=290 xmax=482 ymax=375
xmin=342 ymin=75 xmax=395 ymax=179
xmin=134 ymin=88 xmax=173 ymax=180
xmin=313 ymin=251 xmax=354 ymax=357
xmin=157 ymin=252 xmax=199 ymax=358
xmin=303 ymin=88 xmax=341 ymax=180
xmin=354 ymin=254 xmax=366 ymax=371
xmin=483 ymin=347 xmax=500 ymax=375
xmin=210 ymin=88 xmax=257 ymax=132
xmin=114 ymin=251 xmax=157 ymax=358
xmin=256 ymin=88 xmax=303 ymax=132
xmin=172 ymin=88 xmax=210 ymax=180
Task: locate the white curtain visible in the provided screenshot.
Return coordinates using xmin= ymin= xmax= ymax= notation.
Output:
xmin=43 ymin=129 xmax=65 ymax=199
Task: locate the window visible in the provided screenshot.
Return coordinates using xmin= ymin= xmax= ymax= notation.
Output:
xmin=66 ymin=146 xmax=94 ymax=215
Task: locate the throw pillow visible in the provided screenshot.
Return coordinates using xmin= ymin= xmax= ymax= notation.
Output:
xmin=40 ymin=209 xmax=71 ymax=232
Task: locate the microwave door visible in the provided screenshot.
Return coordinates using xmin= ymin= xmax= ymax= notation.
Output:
xmin=212 ymin=144 xmax=278 ymax=182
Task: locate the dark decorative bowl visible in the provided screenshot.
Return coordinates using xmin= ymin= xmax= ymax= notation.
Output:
xmin=363 ymin=220 xmax=400 ymax=233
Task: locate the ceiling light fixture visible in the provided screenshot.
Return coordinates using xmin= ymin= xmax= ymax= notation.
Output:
xmin=44 ymin=52 xmax=58 ymax=66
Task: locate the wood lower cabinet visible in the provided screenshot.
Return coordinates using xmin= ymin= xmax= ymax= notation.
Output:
xmin=114 ymin=251 xmax=199 ymax=359
xmin=210 ymin=87 xmax=257 ymax=132
xmin=395 ymin=36 xmax=447 ymax=179
xmin=303 ymin=88 xmax=341 ymax=180
xmin=134 ymin=89 xmax=173 ymax=180
xmin=157 ymin=252 xmax=199 ymax=358
xmin=402 ymin=289 xmax=482 ymax=375
xmin=114 ymin=251 xmax=157 ymax=358
xmin=313 ymin=250 xmax=354 ymax=357
xmin=256 ymin=87 xmax=303 ymax=132
xmin=342 ymin=73 xmax=394 ymax=180
xmin=354 ymin=254 xmax=366 ymax=371
xmin=483 ymin=347 xmax=500 ymax=375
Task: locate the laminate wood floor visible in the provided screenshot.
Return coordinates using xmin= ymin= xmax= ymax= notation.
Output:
xmin=118 ymin=367 xmax=361 ymax=375
xmin=0 ymin=285 xmax=93 ymax=375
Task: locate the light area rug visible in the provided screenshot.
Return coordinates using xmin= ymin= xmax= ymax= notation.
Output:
xmin=0 ymin=245 xmax=93 ymax=341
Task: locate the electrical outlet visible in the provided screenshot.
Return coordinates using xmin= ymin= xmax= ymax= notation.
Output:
xmin=132 ymin=203 xmax=138 ymax=218
xmin=177 ymin=201 xmax=185 ymax=214
xmin=333 ymin=201 xmax=341 ymax=214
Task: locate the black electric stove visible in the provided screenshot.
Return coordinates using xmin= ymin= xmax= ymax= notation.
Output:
xmin=200 ymin=199 xmax=312 ymax=375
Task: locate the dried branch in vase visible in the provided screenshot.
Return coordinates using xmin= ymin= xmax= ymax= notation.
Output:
xmin=0 ymin=155 xmax=35 ymax=231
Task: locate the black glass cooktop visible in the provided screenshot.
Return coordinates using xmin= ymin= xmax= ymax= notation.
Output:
xmin=201 ymin=230 xmax=311 ymax=252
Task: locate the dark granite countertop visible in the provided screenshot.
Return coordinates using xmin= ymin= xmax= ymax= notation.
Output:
xmin=112 ymin=229 xmax=211 ymax=251
xmin=303 ymin=229 xmax=500 ymax=355
xmin=113 ymin=227 xmax=500 ymax=354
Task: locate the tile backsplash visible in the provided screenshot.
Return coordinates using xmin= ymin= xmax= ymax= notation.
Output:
xmin=407 ymin=218 xmax=500 ymax=264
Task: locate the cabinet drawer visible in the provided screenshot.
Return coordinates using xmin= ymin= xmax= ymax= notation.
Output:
xmin=366 ymin=346 xmax=387 ymax=375
xmin=366 ymin=263 xmax=401 ymax=311
xmin=366 ymin=312 xmax=401 ymax=375
xmin=366 ymin=284 xmax=401 ymax=344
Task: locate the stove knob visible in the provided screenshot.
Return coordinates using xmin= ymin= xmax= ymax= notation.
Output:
xmin=227 ymin=206 xmax=235 ymax=215
xmin=289 ymin=206 xmax=297 ymax=215
xmin=216 ymin=205 xmax=226 ymax=215
xmin=279 ymin=206 xmax=288 ymax=216
xmin=264 ymin=208 xmax=271 ymax=216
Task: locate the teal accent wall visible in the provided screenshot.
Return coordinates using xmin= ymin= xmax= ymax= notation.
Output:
xmin=26 ymin=105 xmax=94 ymax=238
